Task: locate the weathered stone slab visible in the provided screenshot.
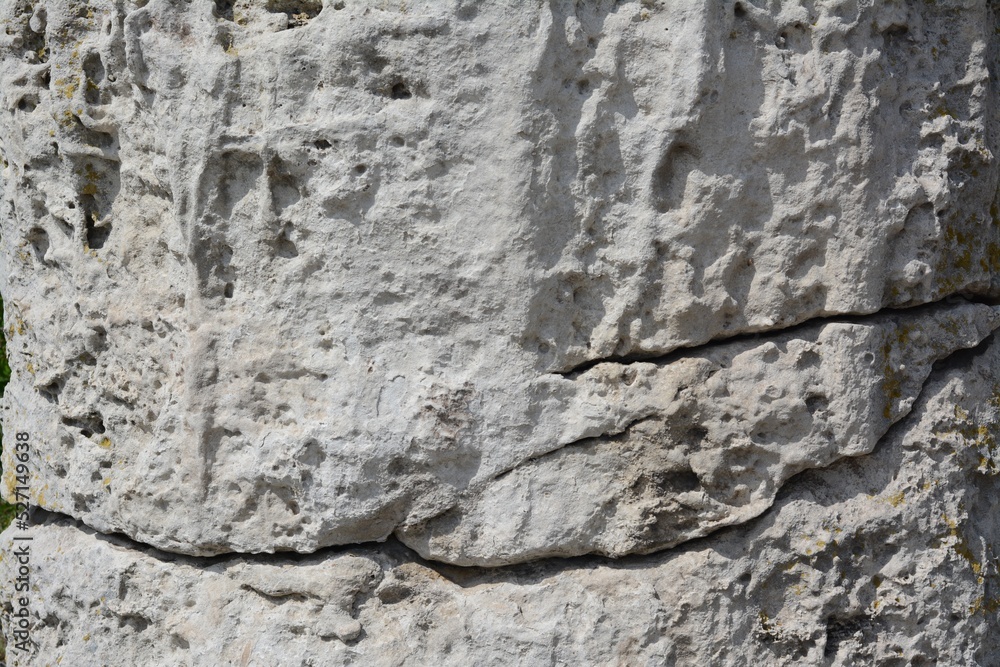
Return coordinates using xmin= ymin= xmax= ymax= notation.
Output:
xmin=399 ymin=302 xmax=999 ymax=564
xmin=3 ymin=332 xmax=999 ymax=666
xmin=1 ymin=0 xmax=999 ymax=563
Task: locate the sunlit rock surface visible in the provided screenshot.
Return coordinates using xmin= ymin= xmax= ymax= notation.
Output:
xmin=4 ymin=335 xmax=1000 ymax=665
xmin=1 ymin=0 xmax=1000 ymax=664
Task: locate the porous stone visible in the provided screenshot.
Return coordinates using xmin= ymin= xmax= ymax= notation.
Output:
xmin=3 ymin=333 xmax=1000 ymax=666
xmin=2 ymin=0 xmax=1000 ymax=664
xmin=398 ymin=301 xmax=1000 ymax=565
xmin=2 ymin=0 xmax=1000 ymax=562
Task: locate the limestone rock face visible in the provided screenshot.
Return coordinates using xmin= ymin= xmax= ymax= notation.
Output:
xmin=4 ymin=336 xmax=1000 ymax=666
xmin=2 ymin=0 xmax=1000 ymax=561
xmin=398 ymin=302 xmax=1000 ymax=565
xmin=1 ymin=0 xmax=1000 ymax=664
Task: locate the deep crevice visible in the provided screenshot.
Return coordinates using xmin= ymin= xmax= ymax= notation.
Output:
xmin=14 ymin=309 xmax=999 ymax=578
xmin=553 ymin=293 xmax=1000 ymax=378
xmin=490 ymin=414 xmax=657 ymax=484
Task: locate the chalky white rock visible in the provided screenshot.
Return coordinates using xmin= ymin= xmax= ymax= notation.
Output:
xmin=1 ymin=0 xmax=1000 ymax=663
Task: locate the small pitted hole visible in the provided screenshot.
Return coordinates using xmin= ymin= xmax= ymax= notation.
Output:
xmin=224 ymin=283 xmax=235 ymax=298
xmin=67 ymin=201 xmax=76 ymax=209
xmin=390 ymin=82 xmax=412 ymax=100
xmin=27 ymin=226 xmax=50 ymax=262
xmin=265 ymin=0 xmax=322 ymax=25
xmin=334 ymin=1 xmax=345 ymax=8
xmin=62 ymin=414 xmax=105 ymax=437
xmin=214 ymin=0 xmax=235 ymax=21
xmin=39 ymin=380 xmax=62 ymax=404
xmin=390 ymin=136 xmax=405 ymax=147
xmin=688 ymin=425 xmax=709 ymax=442
xmin=658 ymin=468 xmax=700 ymax=493
xmin=456 ymin=4 xmax=478 ymax=20
xmin=576 ymin=79 xmax=590 ymax=94
xmin=734 ymin=2 xmax=747 ymax=17
xmin=797 ymin=350 xmax=821 ymax=368
xmin=354 ymin=164 xmax=367 ymax=174
xmin=862 ymin=351 xmax=875 ymax=365
xmin=82 ymin=52 xmax=105 ymax=105
xmin=85 ymin=216 xmax=111 ymax=250
xmin=313 ymin=139 xmax=332 ymax=150
xmin=805 ymin=394 xmax=829 ymax=415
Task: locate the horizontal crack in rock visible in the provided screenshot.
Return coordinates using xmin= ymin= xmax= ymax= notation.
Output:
xmin=396 ymin=299 xmax=1000 ymax=566
xmin=552 ymin=293 xmax=1000 ymax=378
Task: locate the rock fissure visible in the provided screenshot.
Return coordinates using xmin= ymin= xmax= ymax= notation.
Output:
xmin=3 ymin=0 xmax=1000 ymax=662
xmin=552 ymin=294 xmax=1000 ymax=379
xmin=29 ymin=315 xmax=987 ymax=578
xmin=396 ymin=300 xmax=1000 ymax=565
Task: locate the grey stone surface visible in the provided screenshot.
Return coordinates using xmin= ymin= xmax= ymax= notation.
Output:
xmin=3 ymin=333 xmax=1000 ymax=666
xmin=2 ymin=0 xmax=1000 ymax=561
xmin=0 ymin=0 xmax=999 ymax=664
xmin=399 ymin=302 xmax=1000 ymax=565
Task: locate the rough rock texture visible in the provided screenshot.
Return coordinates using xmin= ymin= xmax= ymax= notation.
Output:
xmin=3 ymin=0 xmax=1000 ymax=561
xmin=1 ymin=0 xmax=1000 ymax=664
xmin=400 ymin=302 xmax=999 ymax=565
xmin=3 ymin=335 xmax=1000 ymax=666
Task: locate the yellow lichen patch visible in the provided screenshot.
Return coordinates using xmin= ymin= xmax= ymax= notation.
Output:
xmin=880 ymin=324 xmax=924 ymax=418
xmin=81 ymin=162 xmax=101 ymax=195
xmin=98 ymin=437 xmax=111 ymax=449
xmin=4 ymin=471 xmax=16 ymax=500
xmin=933 ymin=219 xmax=986 ymax=294
xmin=953 ymin=402 xmax=998 ymax=473
xmin=886 ymin=490 xmax=905 ymax=507
xmin=61 ymin=78 xmax=78 ymax=100
xmin=969 ymin=591 xmax=1000 ymax=616
xmin=942 ymin=513 xmax=984 ymax=582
